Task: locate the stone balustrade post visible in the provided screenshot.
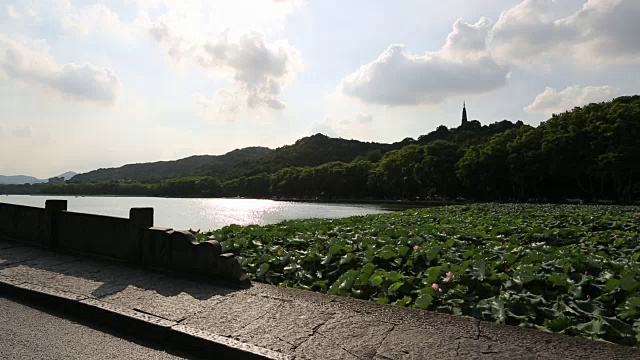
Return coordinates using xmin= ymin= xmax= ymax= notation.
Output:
xmin=129 ymin=208 xmax=154 ymax=260
xmin=44 ymin=200 xmax=67 ymax=249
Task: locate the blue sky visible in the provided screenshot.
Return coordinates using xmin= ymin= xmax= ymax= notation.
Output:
xmin=1 ymin=0 xmax=639 ymax=177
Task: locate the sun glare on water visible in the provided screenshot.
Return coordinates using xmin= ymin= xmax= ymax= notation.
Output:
xmin=197 ymin=198 xmax=287 ymax=226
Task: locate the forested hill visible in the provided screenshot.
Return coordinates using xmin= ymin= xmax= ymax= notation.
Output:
xmin=70 ymin=134 xmax=395 ymax=182
xmin=70 ymin=147 xmax=272 ymax=182
xmin=237 ymin=134 xmax=395 ymax=177
xmin=266 ymin=96 xmax=639 ymax=202
xmin=69 ymin=123 xmax=523 ymax=183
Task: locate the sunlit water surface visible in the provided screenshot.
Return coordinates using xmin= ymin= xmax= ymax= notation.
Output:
xmin=1 ymin=195 xmax=390 ymax=231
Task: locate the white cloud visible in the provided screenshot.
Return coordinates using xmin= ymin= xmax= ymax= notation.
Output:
xmin=0 ymin=35 xmax=121 ymax=105
xmin=310 ymin=113 xmax=375 ymax=139
xmin=441 ymin=17 xmax=494 ymax=60
xmin=568 ymin=0 xmax=640 ymax=63
xmin=192 ymin=89 xmax=241 ymax=123
xmin=340 ymin=0 xmax=640 ymax=108
xmin=309 ymin=119 xmax=339 ymax=138
xmin=4 ymin=1 xmax=73 ymax=29
xmin=195 ymin=31 xmax=298 ymax=110
xmin=489 ymin=0 xmax=576 ymax=63
xmin=341 ymin=17 xmax=509 ymax=106
xmin=4 ymin=1 xmax=303 ymax=114
xmin=355 ymin=113 xmax=373 ymax=124
xmin=62 ymin=4 xmax=137 ymax=43
xmin=490 ymin=0 xmax=640 ymax=64
xmin=152 ymin=25 xmax=302 ymax=113
xmin=141 ymin=0 xmax=304 ymax=116
xmin=7 ymin=5 xmax=20 ymax=18
xmin=525 ymin=85 xmax=618 ymax=114
xmin=340 ymin=39 xmax=509 ymax=106
xmin=133 ymin=0 xmax=303 ymax=39
xmin=339 ymin=113 xmax=373 ymax=125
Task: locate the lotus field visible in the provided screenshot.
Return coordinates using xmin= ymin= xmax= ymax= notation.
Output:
xmin=195 ymin=204 xmax=640 ymax=346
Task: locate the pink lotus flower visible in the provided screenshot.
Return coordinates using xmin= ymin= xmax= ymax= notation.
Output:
xmin=431 ymin=283 xmax=442 ymax=292
xmin=443 ymin=271 xmax=455 ymax=282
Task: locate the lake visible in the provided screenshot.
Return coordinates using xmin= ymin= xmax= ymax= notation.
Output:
xmin=0 ymin=195 xmax=390 ymax=231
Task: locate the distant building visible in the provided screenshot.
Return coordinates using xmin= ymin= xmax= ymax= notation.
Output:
xmin=462 ymin=101 xmax=468 ymax=126
xmin=48 ymin=177 xmax=65 ymax=184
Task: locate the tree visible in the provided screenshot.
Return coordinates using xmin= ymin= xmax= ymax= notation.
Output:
xmin=414 ymin=140 xmax=462 ymax=197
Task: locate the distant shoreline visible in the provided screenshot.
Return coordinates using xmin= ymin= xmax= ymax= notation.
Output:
xmin=277 ymin=198 xmax=470 ymax=210
xmin=2 ymin=194 xmax=465 ymax=209
xmin=3 ymin=194 xmax=637 ymax=208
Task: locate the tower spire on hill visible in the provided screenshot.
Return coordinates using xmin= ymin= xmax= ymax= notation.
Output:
xmin=462 ymin=101 xmax=468 ymax=126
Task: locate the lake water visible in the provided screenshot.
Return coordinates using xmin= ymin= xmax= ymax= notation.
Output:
xmin=0 ymin=195 xmax=390 ymax=231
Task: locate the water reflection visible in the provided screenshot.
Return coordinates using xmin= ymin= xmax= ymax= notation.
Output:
xmin=197 ymin=198 xmax=287 ymax=227
xmin=1 ymin=195 xmax=389 ymax=231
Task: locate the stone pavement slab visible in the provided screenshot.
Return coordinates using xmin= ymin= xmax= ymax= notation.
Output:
xmin=371 ymin=325 xmax=528 ymax=360
xmin=293 ymin=333 xmax=361 ymax=360
xmin=0 ymin=245 xmax=52 ymax=266
xmin=181 ymin=293 xmax=284 ymax=337
xmin=101 ymin=277 xmax=229 ymax=322
xmin=301 ymin=312 xmax=395 ymax=359
xmin=235 ymin=300 xmax=336 ymax=354
xmin=2 ymin=240 xmax=640 ymax=360
xmin=0 ymin=260 xmax=156 ymax=298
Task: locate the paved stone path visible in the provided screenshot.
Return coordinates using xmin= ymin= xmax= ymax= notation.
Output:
xmin=1 ymin=239 xmax=639 ymax=359
xmin=0 ymin=297 xmax=188 ymax=359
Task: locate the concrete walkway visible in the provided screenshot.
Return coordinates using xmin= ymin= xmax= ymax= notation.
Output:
xmin=1 ymin=239 xmax=639 ymax=359
xmin=0 ymin=297 xmax=188 ymax=359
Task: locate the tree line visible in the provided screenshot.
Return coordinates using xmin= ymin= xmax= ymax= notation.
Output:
xmin=2 ymin=96 xmax=638 ymax=202
xmin=271 ymin=96 xmax=639 ymax=202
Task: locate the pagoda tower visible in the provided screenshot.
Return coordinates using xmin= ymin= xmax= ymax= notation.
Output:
xmin=462 ymin=101 xmax=468 ymax=126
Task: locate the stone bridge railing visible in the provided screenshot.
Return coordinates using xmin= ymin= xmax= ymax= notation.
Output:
xmin=0 ymin=200 xmax=246 ymax=284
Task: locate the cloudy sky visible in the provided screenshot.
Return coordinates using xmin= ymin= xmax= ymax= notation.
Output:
xmin=1 ymin=0 xmax=639 ymax=177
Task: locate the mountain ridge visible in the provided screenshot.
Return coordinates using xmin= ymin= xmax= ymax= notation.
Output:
xmin=69 ymin=147 xmax=273 ymax=182
xmin=68 ymin=121 xmax=525 ymax=183
xmin=68 ymin=134 xmax=407 ymax=183
xmin=0 ymin=175 xmax=45 ymax=185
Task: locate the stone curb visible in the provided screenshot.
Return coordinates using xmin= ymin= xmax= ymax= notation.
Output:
xmin=0 ymin=276 xmax=291 ymax=360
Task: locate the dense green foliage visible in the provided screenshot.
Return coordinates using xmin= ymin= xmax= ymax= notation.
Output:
xmin=458 ymin=96 xmax=640 ymax=201
xmin=33 ymin=176 xmax=226 ymax=197
xmin=270 ymin=160 xmax=375 ymax=198
xmin=267 ymin=96 xmax=640 ymax=202
xmin=239 ymin=134 xmax=395 ymax=177
xmin=196 ymin=204 xmax=640 ymax=346
xmin=3 ymin=96 xmax=639 ymax=202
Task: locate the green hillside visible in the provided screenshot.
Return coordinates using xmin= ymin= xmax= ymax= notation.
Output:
xmin=236 ymin=133 xmax=395 ymax=177
xmin=69 ymin=147 xmax=272 ymax=182
xmin=70 ymin=134 xmax=396 ymax=182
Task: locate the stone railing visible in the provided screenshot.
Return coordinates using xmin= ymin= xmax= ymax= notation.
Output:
xmin=0 ymin=200 xmax=246 ymax=284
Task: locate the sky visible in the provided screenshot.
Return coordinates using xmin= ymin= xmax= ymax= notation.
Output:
xmin=1 ymin=0 xmax=640 ymax=178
